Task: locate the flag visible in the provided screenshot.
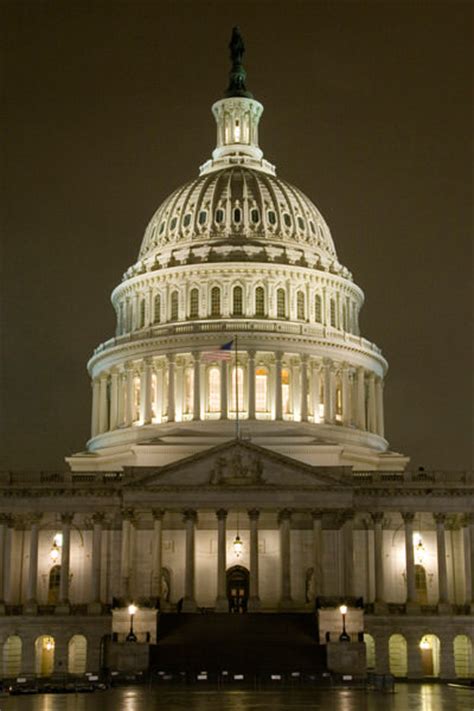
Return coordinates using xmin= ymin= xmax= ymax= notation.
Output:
xmin=201 ymin=340 xmax=234 ymax=361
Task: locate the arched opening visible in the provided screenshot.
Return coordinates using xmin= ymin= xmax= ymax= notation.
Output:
xmin=389 ymin=633 xmax=407 ymax=677
xmin=3 ymin=635 xmax=22 ymax=677
xmin=232 ymin=286 xmax=243 ymax=316
xmin=35 ymin=636 xmax=55 ymax=677
xmin=48 ymin=564 xmax=61 ymax=604
xmin=419 ymin=634 xmax=440 ymax=677
xmin=255 ymin=286 xmax=265 ymax=317
xmin=68 ymin=635 xmax=87 ymax=674
xmin=170 ymin=291 xmax=179 ymax=321
xmin=364 ymin=633 xmax=376 ymax=670
xmin=227 ymin=566 xmax=249 ymax=613
xmin=210 ymin=287 xmax=221 ymax=317
xmin=453 ymin=635 xmax=473 ymax=677
xmin=189 ymin=288 xmax=199 ymax=319
xmin=276 ymin=288 xmax=286 ymax=319
xmin=415 ymin=564 xmax=428 ymax=604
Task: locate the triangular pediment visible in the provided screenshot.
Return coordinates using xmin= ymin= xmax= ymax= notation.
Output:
xmin=125 ymin=439 xmax=350 ymax=489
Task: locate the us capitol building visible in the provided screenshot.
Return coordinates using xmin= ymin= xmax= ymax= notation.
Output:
xmin=1 ymin=29 xmax=472 ymax=682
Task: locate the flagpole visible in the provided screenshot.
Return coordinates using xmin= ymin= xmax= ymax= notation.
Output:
xmin=234 ymin=333 xmax=239 ymax=439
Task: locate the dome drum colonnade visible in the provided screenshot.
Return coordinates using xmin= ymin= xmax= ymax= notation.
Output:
xmin=86 ymin=51 xmax=387 ymax=457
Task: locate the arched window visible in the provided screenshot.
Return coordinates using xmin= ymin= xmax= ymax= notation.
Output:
xmin=415 ymin=564 xmax=428 ymax=604
xmin=255 ymin=287 xmax=265 ymax=317
xmin=35 ymin=636 xmax=55 ymax=676
xmin=139 ymin=299 xmax=146 ymax=328
xmin=170 ymin=291 xmax=179 ymax=321
xmin=233 ymin=286 xmax=243 ymax=316
xmin=183 ymin=367 xmax=194 ymax=415
xmin=3 ymin=635 xmax=22 ymax=676
xmin=419 ymin=634 xmax=440 ymax=677
xmin=154 ymin=293 xmax=161 ymax=323
xmin=48 ymin=565 xmax=61 ymax=604
xmin=277 ymin=289 xmax=286 ymax=318
xmin=208 ymin=367 xmax=220 ymax=413
xmin=230 ymin=366 xmax=244 ymax=413
xmin=189 ymin=288 xmax=199 ymax=319
xmin=68 ymin=635 xmax=87 ymax=674
xmin=281 ymin=368 xmax=291 ymax=415
xmin=330 ymin=299 xmax=336 ymax=327
xmin=389 ymin=634 xmax=407 ymax=677
xmin=211 ymin=287 xmax=221 ymax=317
xmin=255 ymin=367 xmax=268 ymax=413
xmin=297 ymin=291 xmax=305 ymax=320
xmin=314 ymin=294 xmax=322 ymax=323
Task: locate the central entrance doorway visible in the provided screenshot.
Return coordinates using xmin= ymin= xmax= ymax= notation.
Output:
xmin=226 ymin=566 xmax=249 ymax=613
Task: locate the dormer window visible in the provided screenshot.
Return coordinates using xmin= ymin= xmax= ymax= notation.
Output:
xmin=215 ymin=208 xmax=225 ymax=224
xmin=233 ymin=208 xmax=242 ymax=224
xmin=170 ymin=217 xmax=177 ymax=231
xmin=283 ymin=213 xmax=292 ymax=228
xmin=198 ymin=210 xmax=207 ymax=225
xmin=268 ymin=210 xmax=276 ymax=225
xmin=183 ymin=213 xmax=191 ymax=227
xmin=251 ymin=208 xmax=260 ymax=224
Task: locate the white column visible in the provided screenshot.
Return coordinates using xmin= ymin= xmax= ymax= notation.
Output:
xmin=0 ymin=514 xmax=9 ymax=608
xmin=192 ymin=352 xmax=201 ymax=421
xmin=248 ymin=350 xmax=256 ymax=420
xmin=91 ymin=379 xmax=100 ymax=438
xmin=25 ymin=513 xmax=42 ymax=610
xmin=125 ymin=363 xmax=134 ymax=427
xmin=367 ymin=373 xmax=377 ymax=433
xmin=215 ymin=509 xmax=227 ymax=611
xmin=402 ymin=512 xmax=418 ymax=610
xmin=175 ymin=359 xmax=184 ymax=421
xmin=342 ymin=511 xmax=354 ymax=597
xmin=341 ymin=365 xmax=351 ymax=426
xmin=120 ymin=510 xmax=134 ymax=599
xmin=372 ymin=512 xmax=386 ymax=610
xmin=140 ymin=357 xmax=153 ymax=424
xmin=98 ymin=373 xmax=109 ymax=434
xmin=312 ymin=363 xmax=321 ymax=422
xmin=355 ymin=367 xmax=366 ymax=430
xmin=248 ymin=509 xmax=261 ymax=610
xmin=278 ymin=509 xmax=293 ymax=607
xmin=109 ymin=369 xmax=119 ymax=430
xmin=467 ymin=514 xmax=474 ymax=609
xmin=89 ymin=512 xmax=104 ymax=611
xmin=182 ymin=509 xmax=197 ymax=612
xmin=300 ymin=355 xmax=309 ymax=422
xmin=323 ymin=360 xmax=334 ymax=424
xmin=58 ymin=512 xmax=73 ymax=607
xmin=220 ymin=361 xmax=228 ymax=420
xmin=274 ymin=352 xmax=283 ymax=420
xmin=375 ymin=377 xmax=385 ymax=437
xmin=167 ymin=354 xmax=176 ymax=422
xmin=151 ymin=509 xmax=164 ymax=602
xmin=311 ymin=510 xmax=324 ymax=598
xmin=434 ymin=513 xmax=450 ymax=610
xmin=117 ymin=369 xmax=126 ymax=426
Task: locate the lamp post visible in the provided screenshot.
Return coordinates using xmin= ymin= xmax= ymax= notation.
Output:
xmin=339 ymin=604 xmax=350 ymax=642
xmin=126 ymin=603 xmax=137 ymax=642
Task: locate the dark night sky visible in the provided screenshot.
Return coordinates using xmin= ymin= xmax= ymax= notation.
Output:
xmin=1 ymin=1 xmax=472 ymax=472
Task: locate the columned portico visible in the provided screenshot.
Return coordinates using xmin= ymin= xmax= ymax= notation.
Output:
xmin=183 ymin=509 xmax=197 ymax=612
xmin=248 ymin=509 xmax=260 ymax=610
xmin=215 ymin=509 xmax=228 ymax=611
xmin=278 ymin=509 xmax=293 ymax=608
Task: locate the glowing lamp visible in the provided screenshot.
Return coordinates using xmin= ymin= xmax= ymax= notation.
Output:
xmin=419 ymin=638 xmax=431 ymax=650
xmin=233 ymin=534 xmax=243 ymax=558
xmin=50 ymin=542 xmax=60 ymax=563
xmin=128 ymin=604 xmax=137 ymax=616
xmin=45 ymin=639 xmax=53 ymax=651
xmin=339 ymin=604 xmax=348 ymax=615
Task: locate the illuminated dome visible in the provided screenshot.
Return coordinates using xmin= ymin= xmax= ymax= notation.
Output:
xmin=71 ymin=28 xmax=408 ymax=473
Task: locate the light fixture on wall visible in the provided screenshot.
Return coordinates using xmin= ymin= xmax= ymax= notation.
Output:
xmin=233 ymin=512 xmax=243 ymax=557
xmin=49 ymin=533 xmax=62 ymax=563
xmin=419 ymin=637 xmax=431 ymax=650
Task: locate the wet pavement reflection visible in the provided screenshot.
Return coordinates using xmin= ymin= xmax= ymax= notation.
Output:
xmin=1 ymin=684 xmax=473 ymax=710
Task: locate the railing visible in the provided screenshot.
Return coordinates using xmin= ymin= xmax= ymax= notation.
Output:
xmin=352 ymin=470 xmax=473 ymax=484
xmin=0 ymin=471 xmax=124 ymax=485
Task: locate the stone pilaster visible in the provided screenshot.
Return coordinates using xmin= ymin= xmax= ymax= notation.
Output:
xmin=278 ymin=509 xmax=293 ymax=608
xmin=402 ymin=512 xmax=419 ymax=613
xmin=274 ymin=352 xmax=283 ymax=420
xmin=192 ymin=352 xmax=201 ymax=421
xmin=300 ymin=355 xmax=309 ymax=422
xmin=24 ymin=513 xmax=42 ymax=614
xmin=120 ymin=509 xmax=134 ymax=600
xmin=248 ymin=509 xmax=261 ymax=611
xmin=56 ymin=512 xmax=74 ymax=614
xmin=88 ymin=512 xmax=105 ymax=614
xmin=151 ymin=509 xmax=164 ymax=605
xmin=167 ymin=354 xmax=176 ymax=422
xmin=311 ymin=510 xmax=324 ymax=598
xmin=248 ymin=351 xmax=256 ymax=420
xmin=434 ymin=513 xmax=451 ymax=613
xmin=371 ymin=512 xmax=387 ymax=613
xmin=182 ymin=509 xmax=197 ymax=612
xmin=215 ymin=509 xmax=228 ymax=612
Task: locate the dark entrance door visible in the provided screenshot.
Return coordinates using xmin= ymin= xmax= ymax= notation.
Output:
xmin=226 ymin=566 xmax=249 ymax=613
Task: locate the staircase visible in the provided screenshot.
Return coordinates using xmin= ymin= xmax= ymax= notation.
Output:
xmin=150 ymin=613 xmax=327 ymax=673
